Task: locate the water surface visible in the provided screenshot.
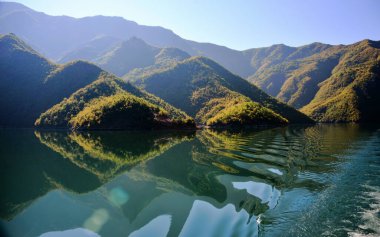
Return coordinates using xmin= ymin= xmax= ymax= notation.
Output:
xmin=0 ymin=125 xmax=379 ymax=236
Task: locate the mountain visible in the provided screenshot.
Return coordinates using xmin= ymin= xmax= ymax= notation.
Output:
xmin=93 ymin=37 xmax=159 ymax=76
xmin=35 ymin=73 xmax=195 ymax=129
xmin=0 ymin=2 xmax=196 ymax=60
xmin=58 ymin=35 xmax=122 ymax=63
xmin=35 ymin=130 xmax=194 ymax=182
xmin=0 ymin=2 xmax=326 ymax=78
xmin=1 ymin=0 xmax=378 ymax=99
xmin=119 ymin=42 xmax=192 ymax=79
xmin=249 ymin=40 xmax=380 ymax=122
xmin=0 ymin=33 xmax=194 ymax=129
xmin=126 ymin=56 xmax=313 ymax=125
xmin=92 ymin=37 xmax=191 ymax=77
xmin=1 ymin=129 xmax=194 ymax=220
xmin=0 ymin=33 xmax=103 ymax=126
xmin=2 ymin=2 xmax=377 ymax=124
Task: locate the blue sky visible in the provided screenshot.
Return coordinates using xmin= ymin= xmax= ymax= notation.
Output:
xmin=8 ymin=0 xmax=380 ymax=50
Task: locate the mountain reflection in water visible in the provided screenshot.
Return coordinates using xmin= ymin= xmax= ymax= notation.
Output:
xmin=0 ymin=124 xmax=379 ymax=237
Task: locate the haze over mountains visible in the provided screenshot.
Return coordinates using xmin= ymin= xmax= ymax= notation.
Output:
xmin=0 ymin=1 xmax=379 ymax=125
xmin=0 ymin=33 xmax=195 ymax=129
xmin=0 ymin=1 xmax=253 ymax=77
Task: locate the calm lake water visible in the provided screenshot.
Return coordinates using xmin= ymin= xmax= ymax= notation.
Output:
xmin=0 ymin=125 xmax=379 ymax=237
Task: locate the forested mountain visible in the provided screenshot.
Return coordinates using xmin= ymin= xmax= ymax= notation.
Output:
xmin=0 ymin=33 xmax=194 ymax=129
xmin=249 ymin=40 xmax=380 ymax=122
xmin=0 ymin=33 xmax=102 ymax=126
xmin=1 ymin=0 xmax=378 ymax=105
xmin=36 ymin=73 xmax=195 ymax=129
xmin=127 ymin=56 xmax=312 ymax=125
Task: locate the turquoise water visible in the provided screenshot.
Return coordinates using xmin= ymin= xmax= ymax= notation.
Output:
xmin=0 ymin=125 xmax=379 ymax=237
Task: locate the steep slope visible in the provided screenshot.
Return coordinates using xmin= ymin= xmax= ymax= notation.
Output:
xmin=0 ymin=33 xmax=103 ymax=126
xmin=250 ymin=40 xmax=380 ymax=122
xmin=127 ymin=57 xmax=312 ymax=125
xmin=249 ymin=45 xmax=344 ymax=106
xmin=301 ymin=40 xmax=380 ymax=122
xmin=246 ymin=43 xmax=332 ymax=74
xmin=35 ymin=73 xmax=195 ymax=129
xmin=0 ymin=33 xmax=194 ymax=129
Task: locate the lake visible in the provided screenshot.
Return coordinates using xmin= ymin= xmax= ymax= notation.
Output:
xmin=0 ymin=125 xmax=379 ymax=237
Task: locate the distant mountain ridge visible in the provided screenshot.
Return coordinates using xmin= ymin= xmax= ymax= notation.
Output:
xmin=92 ymin=37 xmax=191 ymax=77
xmin=0 ymin=1 xmax=343 ymax=78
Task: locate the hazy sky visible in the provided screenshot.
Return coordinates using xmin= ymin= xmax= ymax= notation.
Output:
xmin=8 ymin=0 xmax=380 ymax=50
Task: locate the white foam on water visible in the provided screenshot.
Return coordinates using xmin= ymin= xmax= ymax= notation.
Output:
xmin=349 ymin=185 xmax=380 ymax=236
xmin=179 ymin=200 xmax=258 ymax=237
xmin=268 ymin=168 xmax=283 ymax=175
xmin=232 ymin=181 xmax=280 ymax=209
xmin=39 ymin=228 xmax=100 ymax=237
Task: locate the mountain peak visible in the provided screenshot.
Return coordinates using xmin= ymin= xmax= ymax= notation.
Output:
xmin=0 ymin=33 xmax=40 ymax=56
xmin=358 ymin=39 xmax=380 ymax=49
xmin=155 ymin=47 xmax=190 ymax=64
xmin=123 ymin=37 xmax=150 ymax=46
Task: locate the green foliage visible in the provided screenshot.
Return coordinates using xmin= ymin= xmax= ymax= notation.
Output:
xmin=0 ymin=34 xmax=193 ymax=129
xmin=195 ymin=92 xmax=249 ymax=123
xmin=195 ymin=91 xmax=287 ymax=126
xmin=249 ymin=45 xmax=345 ymax=108
xmin=131 ymin=56 xmax=312 ymax=125
xmin=36 ymin=74 xmax=195 ymax=129
xmin=206 ymin=101 xmax=288 ymax=126
xmin=250 ymin=39 xmax=380 ymax=122
xmin=70 ymin=93 xmax=168 ymax=129
xmin=0 ymin=34 xmax=102 ymax=127
xmin=245 ymin=43 xmax=332 ymax=77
